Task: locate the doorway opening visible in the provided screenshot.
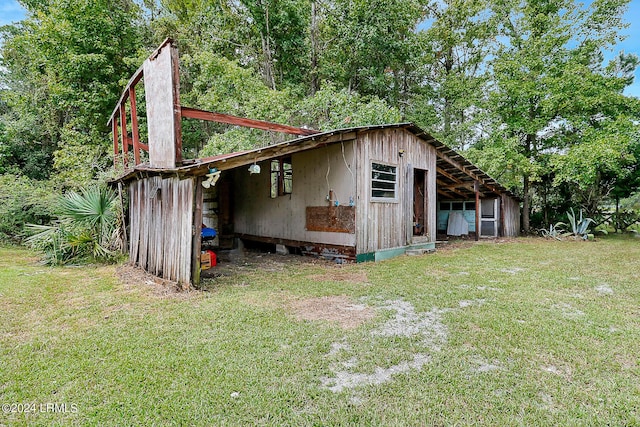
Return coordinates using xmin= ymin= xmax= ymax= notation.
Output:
xmin=413 ymin=169 xmax=428 ymax=237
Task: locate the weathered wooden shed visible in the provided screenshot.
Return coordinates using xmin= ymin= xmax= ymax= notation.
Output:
xmin=109 ymin=40 xmax=520 ymax=288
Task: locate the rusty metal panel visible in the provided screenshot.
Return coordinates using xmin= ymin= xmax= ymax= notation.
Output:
xmin=306 ymin=206 xmax=356 ymax=233
xmin=144 ymin=43 xmax=179 ymax=168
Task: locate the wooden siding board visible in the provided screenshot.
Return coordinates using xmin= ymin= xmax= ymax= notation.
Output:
xmin=502 ymin=194 xmax=520 ymax=237
xmin=127 ymin=175 xmax=193 ymax=286
xmin=144 ymin=44 xmax=178 ymax=168
xmin=191 ymin=177 xmax=203 ymax=288
xmin=356 ymin=128 xmax=437 ymax=254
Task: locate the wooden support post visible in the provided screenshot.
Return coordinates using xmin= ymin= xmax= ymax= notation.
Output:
xmin=406 ymin=164 xmax=413 ymax=245
xmin=500 ymin=195 xmax=505 ymax=237
xmin=129 ymin=86 xmax=141 ymax=165
xmin=171 ymin=44 xmax=183 ymax=165
xmin=112 ymin=116 xmax=119 ymax=167
xmin=423 ymin=171 xmax=428 ymax=237
xmin=117 ymin=182 xmax=128 ymax=253
xmin=475 ymin=180 xmax=480 ymax=241
xmin=191 ymin=176 xmax=203 ymax=289
xmin=119 ymin=104 xmax=129 ymax=168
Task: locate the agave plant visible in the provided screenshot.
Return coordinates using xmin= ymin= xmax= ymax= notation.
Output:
xmin=565 ymin=208 xmax=594 ymax=240
xmin=539 ymin=222 xmax=566 ymax=240
xmin=25 ymin=186 xmax=122 ymax=265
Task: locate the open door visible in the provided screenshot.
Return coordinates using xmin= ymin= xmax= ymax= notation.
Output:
xmin=413 ymin=169 xmax=428 ymax=236
xmin=480 ymin=198 xmax=499 ymax=237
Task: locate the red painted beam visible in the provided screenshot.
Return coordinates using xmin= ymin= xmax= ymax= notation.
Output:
xmin=129 ymin=86 xmax=141 ymax=165
xmin=181 ymin=106 xmax=318 ymax=136
xmin=119 ymin=104 xmax=129 ymax=168
xmin=112 ymin=116 xmax=119 ymax=168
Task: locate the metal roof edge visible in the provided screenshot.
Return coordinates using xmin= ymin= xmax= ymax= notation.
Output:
xmin=109 ymin=122 xmax=521 ymax=202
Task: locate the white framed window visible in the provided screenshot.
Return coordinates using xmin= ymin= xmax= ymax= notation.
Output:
xmin=371 ymin=162 xmax=397 ymax=201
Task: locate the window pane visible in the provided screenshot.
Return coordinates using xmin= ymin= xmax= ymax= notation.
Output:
xmin=371 ymin=163 xmax=396 ymax=199
xmin=372 ymin=171 xmax=396 ymax=182
xmin=439 ymin=202 xmax=450 ymax=210
xmin=481 ymin=221 xmax=495 ymax=236
xmin=372 ymin=189 xmax=396 ymax=198
xmin=373 ymin=180 xmax=396 ymax=190
xmin=452 ymin=202 xmax=463 ymax=210
xmin=283 ymin=162 xmax=292 ymax=194
xmin=481 ymin=199 xmax=495 ymax=218
xmin=465 ymin=202 xmax=475 ymax=211
xmin=270 ymin=160 xmax=279 ymax=198
xmin=372 ymin=163 xmax=396 ymax=174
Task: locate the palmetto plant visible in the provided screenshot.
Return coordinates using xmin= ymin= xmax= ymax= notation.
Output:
xmin=25 ymin=186 xmax=122 ymax=265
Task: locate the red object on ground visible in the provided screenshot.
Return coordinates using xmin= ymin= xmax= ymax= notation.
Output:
xmin=206 ymin=250 xmax=216 ymax=267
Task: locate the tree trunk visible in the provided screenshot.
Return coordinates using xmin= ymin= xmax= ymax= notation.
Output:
xmin=442 ymin=47 xmax=454 ymax=138
xmin=310 ymin=1 xmax=320 ymax=95
xmin=522 ymin=174 xmax=530 ymax=233
xmin=261 ymin=4 xmax=276 ymax=90
xmin=615 ymin=195 xmax=620 ymax=232
xmin=522 ymin=133 xmax=534 ymax=233
xmin=543 ymin=184 xmax=548 ymax=226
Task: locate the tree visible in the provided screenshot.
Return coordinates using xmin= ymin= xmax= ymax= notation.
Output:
xmin=0 ymin=0 xmax=146 ymax=186
xmin=319 ymin=0 xmax=426 ymax=110
xmin=475 ymin=0 xmax=638 ymax=231
xmin=552 ymin=114 xmax=640 ymax=216
xmin=407 ymin=0 xmax=494 ymax=150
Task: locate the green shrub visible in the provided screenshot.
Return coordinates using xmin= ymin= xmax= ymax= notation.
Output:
xmin=0 ymin=174 xmax=58 ymax=243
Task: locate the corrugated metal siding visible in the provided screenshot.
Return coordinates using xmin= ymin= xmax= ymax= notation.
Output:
xmin=502 ymin=194 xmax=520 ymax=237
xmin=356 ymin=128 xmax=437 ymax=254
xmin=128 ymin=176 xmax=193 ymax=285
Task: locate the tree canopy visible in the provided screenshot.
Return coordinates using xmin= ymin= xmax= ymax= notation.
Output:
xmin=1 ymin=0 xmax=639 ymax=236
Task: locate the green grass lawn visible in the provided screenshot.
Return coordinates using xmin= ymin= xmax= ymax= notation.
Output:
xmin=1 ymin=236 xmax=639 ymax=426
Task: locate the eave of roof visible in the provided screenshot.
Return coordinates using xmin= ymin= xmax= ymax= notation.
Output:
xmin=111 ymin=122 xmax=520 ymax=201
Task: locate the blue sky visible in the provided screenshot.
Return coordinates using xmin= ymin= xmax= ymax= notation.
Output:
xmin=0 ymin=0 xmax=639 ymax=96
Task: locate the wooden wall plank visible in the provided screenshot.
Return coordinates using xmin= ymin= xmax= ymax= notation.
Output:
xmin=355 ymin=128 xmax=437 ymax=254
xmin=502 ymin=194 xmax=520 ymax=237
xmin=191 ymin=177 xmax=203 ymax=288
xmin=128 ymin=175 xmax=194 ymax=285
xmin=144 ymin=43 xmax=179 ymax=168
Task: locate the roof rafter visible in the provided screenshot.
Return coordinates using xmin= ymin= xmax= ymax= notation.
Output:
xmin=435 ymin=150 xmax=502 ymax=195
xmin=181 ymin=106 xmax=318 ymax=136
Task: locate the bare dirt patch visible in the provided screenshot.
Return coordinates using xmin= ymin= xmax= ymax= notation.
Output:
xmin=306 ymin=269 xmax=369 ymax=284
xmin=320 ymin=353 xmax=432 ymax=393
xmin=115 ymin=263 xmax=186 ymax=296
xmin=321 ymin=299 xmax=450 ymax=393
xmin=595 ymin=284 xmax=614 ymax=295
xmin=436 ymin=237 xmax=518 ymax=252
xmin=201 ymin=251 xmax=334 ymax=281
xmin=288 ymin=295 xmax=376 ymax=329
